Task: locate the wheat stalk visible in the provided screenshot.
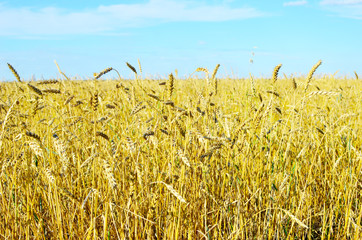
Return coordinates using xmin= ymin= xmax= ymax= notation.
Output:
xmin=211 ymin=64 xmax=220 ymax=95
xmin=0 ymin=99 xmax=18 ymax=152
xmin=54 ymin=60 xmax=70 ymax=80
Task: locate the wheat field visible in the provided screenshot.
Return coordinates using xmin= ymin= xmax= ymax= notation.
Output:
xmin=0 ymin=62 xmax=361 ymax=239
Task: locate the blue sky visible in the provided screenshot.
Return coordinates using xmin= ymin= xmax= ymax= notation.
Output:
xmin=0 ymin=0 xmax=361 ymax=81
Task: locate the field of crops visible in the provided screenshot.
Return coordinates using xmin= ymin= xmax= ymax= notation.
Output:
xmin=0 ymin=62 xmax=361 ymax=239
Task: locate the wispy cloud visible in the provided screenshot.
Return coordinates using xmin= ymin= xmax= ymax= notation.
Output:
xmin=0 ymin=0 xmax=264 ymax=37
xmin=283 ymin=1 xmax=308 ymax=6
xmin=320 ymin=0 xmax=362 ymax=19
xmin=320 ymin=0 xmax=362 ymax=5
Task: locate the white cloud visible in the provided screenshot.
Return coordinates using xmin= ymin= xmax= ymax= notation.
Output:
xmin=320 ymin=0 xmax=362 ymax=19
xmin=283 ymin=1 xmax=308 ymax=6
xmin=320 ymin=0 xmax=362 ymax=5
xmin=0 ymin=0 xmax=264 ymax=37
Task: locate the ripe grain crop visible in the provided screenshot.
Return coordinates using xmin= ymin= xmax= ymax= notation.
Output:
xmin=0 ymin=62 xmax=361 ymax=239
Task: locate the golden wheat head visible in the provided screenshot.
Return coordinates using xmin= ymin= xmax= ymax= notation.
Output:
xmin=272 ymin=64 xmax=282 ymax=84
xmin=304 ymin=60 xmax=322 ymax=92
xmin=95 ymin=67 xmax=113 ymax=79
xmin=7 ymin=63 xmax=22 ymax=82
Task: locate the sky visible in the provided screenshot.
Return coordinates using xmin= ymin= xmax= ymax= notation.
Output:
xmin=0 ymin=0 xmax=362 ymax=81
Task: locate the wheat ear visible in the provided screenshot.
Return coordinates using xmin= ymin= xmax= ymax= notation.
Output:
xmin=153 ymin=181 xmax=187 ymax=203
xmin=137 ymin=59 xmax=142 ymax=76
xmin=167 ymin=73 xmax=174 ymax=100
xmin=37 ymin=79 xmax=59 ymax=85
xmin=26 ymin=131 xmax=41 ymax=141
xmin=126 ymin=62 xmax=137 ymax=77
xmin=27 ymin=84 xmax=43 ymax=96
xmin=95 ymin=67 xmax=113 ymax=79
xmin=272 ymin=64 xmax=282 ymax=84
xmin=103 ymin=158 xmax=117 ymax=189
xmin=7 ymin=63 xmax=22 ymax=82
xmin=304 ymin=60 xmax=322 ymax=92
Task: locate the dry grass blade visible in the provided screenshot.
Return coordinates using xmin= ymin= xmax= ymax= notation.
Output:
xmin=354 ymin=71 xmax=358 ymax=80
